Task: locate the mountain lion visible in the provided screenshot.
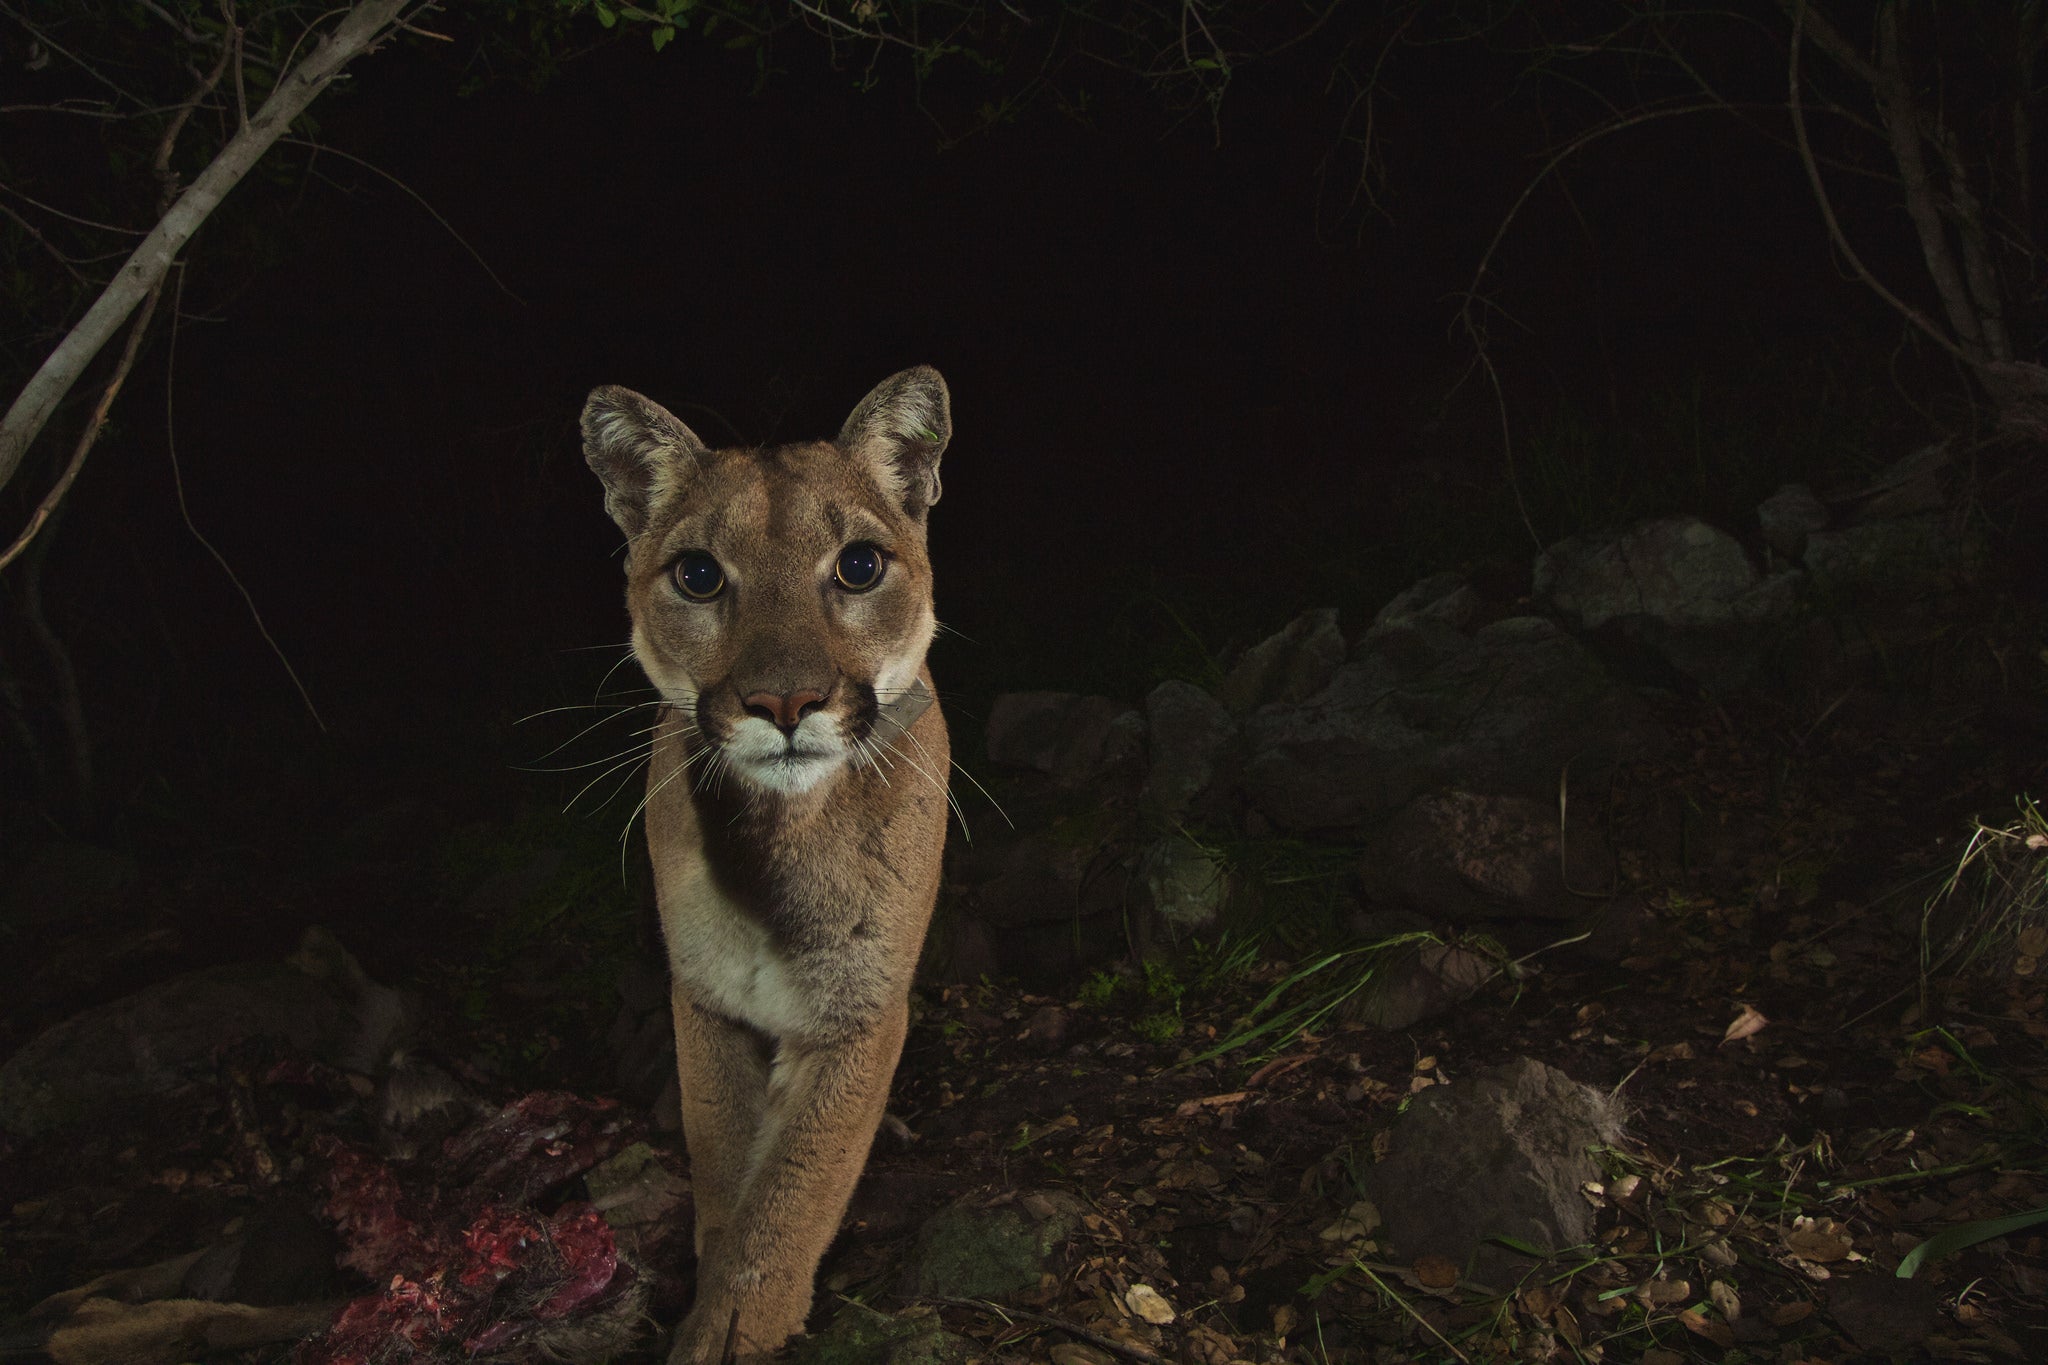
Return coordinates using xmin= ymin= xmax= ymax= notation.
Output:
xmin=582 ymin=367 xmax=954 ymax=1363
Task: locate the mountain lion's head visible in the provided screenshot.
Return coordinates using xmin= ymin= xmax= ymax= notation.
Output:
xmin=583 ymin=367 xmax=950 ymax=796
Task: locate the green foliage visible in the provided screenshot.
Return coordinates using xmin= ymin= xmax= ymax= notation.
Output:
xmin=1077 ymin=970 xmax=1120 ymax=1007
xmin=1133 ymin=1007 xmax=1182 ymax=1044
xmin=1186 ymin=931 xmax=1441 ymax=1071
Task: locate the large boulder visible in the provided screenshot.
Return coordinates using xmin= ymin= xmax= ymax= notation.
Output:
xmin=1373 ymin=572 xmax=1478 ymax=630
xmin=1140 ymin=681 xmax=1236 ymax=824
xmin=1535 ymin=516 xmax=1781 ymax=631
xmin=1534 ymin=516 xmax=1802 ymax=690
xmin=1217 ymin=608 xmax=1346 ymax=715
xmin=1756 ymin=483 xmax=1828 ymax=561
xmin=1803 ymin=513 xmax=1985 ymax=598
xmin=1133 ymin=835 xmax=1233 ymax=940
xmin=931 ymin=795 xmax=1132 ymax=984
xmin=984 ymin=692 xmax=1140 ymax=789
xmin=1240 ymin=617 xmax=1664 ymax=833
xmin=1366 ymin=1058 xmax=1625 ymax=1286
xmin=899 ymin=1190 xmax=1085 ymax=1301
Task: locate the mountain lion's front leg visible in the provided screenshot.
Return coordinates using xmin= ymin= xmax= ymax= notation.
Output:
xmin=671 ymin=992 xmax=772 ymax=1265
xmin=666 ymin=998 xmax=910 ymax=1364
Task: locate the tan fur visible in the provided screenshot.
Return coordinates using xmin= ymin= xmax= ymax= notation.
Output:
xmin=582 ymin=368 xmax=954 ymax=1363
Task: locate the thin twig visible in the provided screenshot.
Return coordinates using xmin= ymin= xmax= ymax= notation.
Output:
xmin=0 ymin=283 xmax=163 ymax=573
xmin=163 ymin=264 xmax=327 ymax=731
xmin=0 ymin=180 xmax=146 ymax=236
xmin=279 ymin=137 xmax=524 ymax=302
xmin=925 ymin=1296 xmax=1167 ymax=1364
xmin=0 ymin=28 xmax=233 ymax=573
xmin=0 ymin=200 xmax=88 ymax=284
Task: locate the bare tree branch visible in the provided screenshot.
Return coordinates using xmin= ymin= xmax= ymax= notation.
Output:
xmin=0 ymin=29 xmax=237 ymax=572
xmin=1786 ymin=2 xmax=1972 ymax=367
xmin=0 ymin=0 xmax=413 ymax=499
xmin=1872 ymin=5 xmax=1988 ymax=360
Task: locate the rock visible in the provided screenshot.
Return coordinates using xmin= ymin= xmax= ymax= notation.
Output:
xmin=1366 ymin=1058 xmax=1625 ymax=1286
xmin=984 ymin=693 xmax=1133 ymax=787
xmin=1022 ymin=1005 xmax=1070 ymax=1052
xmin=584 ymin=1142 xmax=690 ymax=1264
xmin=1756 ymin=484 xmax=1828 ymax=560
xmin=930 ymin=800 xmax=1131 ymax=985
xmin=1134 ymin=836 xmax=1232 ymax=940
xmin=0 ymin=927 xmax=414 ymax=1137
xmin=1573 ymin=895 xmax=1660 ymax=965
xmin=1373 ymin=572 xmax=1478 ymax=630
xmin=1803 ymin=512 xmax=1985 ymax=597
xmin=1217 ymin=609 xmax=1345 ymax=715
xmin=1535 ymin=516 xmax=1804 ymax=690
xmin=1241 ymin=618 xmax=1665 ymax=833
xmin=956 ymin=826 xmax=1122 ymax=934
xmin=1346 ymin=943 xmax=1495 ymax=1030
xmin=1354 ymin=791 xmax=1613 ymax=923
xmin=1140 ymin=681 xmax=1236 ymax=823
xmin=1837 ymin=442 xmax=1951 ymax=520
xmin=1535 ymin=516 xmax=1783 ymax=631
xmin=787 ymin=1303 xmax=976 ymax=1365
xmin=900 ymin=1190 xmax=1085 ymax=1301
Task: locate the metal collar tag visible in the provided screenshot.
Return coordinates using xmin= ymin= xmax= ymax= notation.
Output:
xmin=873 ymin=677 xmax=933 ymax=736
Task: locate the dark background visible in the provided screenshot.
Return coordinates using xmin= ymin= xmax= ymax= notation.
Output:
xmin=0 ymin=10 xmax=1956 ymax=878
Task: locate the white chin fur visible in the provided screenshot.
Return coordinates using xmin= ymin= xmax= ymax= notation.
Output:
xmin=723 ymin=716 xmax=847 ymax=795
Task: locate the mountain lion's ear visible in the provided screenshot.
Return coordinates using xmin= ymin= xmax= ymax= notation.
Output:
xmin=837 ymin=366 xmax=950 ymax=516
xmin=582 ymin=385 xmax=709 ymax=538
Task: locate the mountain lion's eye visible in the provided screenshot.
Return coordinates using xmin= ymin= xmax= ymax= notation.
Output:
xmin=834 ymin=543 xmax=886 ymax=592
xmin=673 ymin=553 xmax=726 ymax=601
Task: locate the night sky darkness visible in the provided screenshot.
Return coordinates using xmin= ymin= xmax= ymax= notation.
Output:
xmin=10 ymin=18 xmax=1911 ymax=834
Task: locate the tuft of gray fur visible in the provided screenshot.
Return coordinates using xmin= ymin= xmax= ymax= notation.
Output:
xmin=836 ymin=366 xmax=951 ymax=513
xmin=581 ymin=386 xmax=710 ymax=538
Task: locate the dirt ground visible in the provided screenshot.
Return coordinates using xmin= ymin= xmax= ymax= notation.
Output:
xmin=2 ymin=680 xmax=2046 ymax=1365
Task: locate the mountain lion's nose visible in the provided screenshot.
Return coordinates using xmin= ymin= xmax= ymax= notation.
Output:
xmin=742 ymin=689 xmax=828 ymax=736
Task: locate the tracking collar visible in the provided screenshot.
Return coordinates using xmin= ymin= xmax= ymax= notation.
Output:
xmin=873 ymin=677 xmax=933 ymax=737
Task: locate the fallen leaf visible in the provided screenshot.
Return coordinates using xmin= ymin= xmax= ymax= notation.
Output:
xmin=1722 ymin=1004 xmax=1769 ymax=1045
xmin=1051 ymin=1345 xmax=1115 ymax=1365
xmin=1679 ymin=1307 xmax=1735 ymax=1348
xmin=1768 ymin=1300 xmax=1814 ymax=1327
xmin=1784 ymin=1223 xmax=1854 ymax=1263
xmin=1174 ymin=1091 xmax=1249 ymax=1116
xmin=1125 ymin=1283 xmax=1175 ymax=1325
xmin=1642 ymin=1278 xmax=1691 ymax=1307
xmin=1413 ymin=1254 xmax=1460 ymax=1289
